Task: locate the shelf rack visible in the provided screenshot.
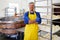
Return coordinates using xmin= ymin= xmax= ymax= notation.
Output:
xmin=5 ymin=7 xmax=16 ymax=17
xmin=34 ymin=0 xmax=53 ymax=40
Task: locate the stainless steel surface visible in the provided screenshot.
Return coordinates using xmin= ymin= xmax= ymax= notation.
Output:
xmin=50 ymin=0 xmax=53 ymax=40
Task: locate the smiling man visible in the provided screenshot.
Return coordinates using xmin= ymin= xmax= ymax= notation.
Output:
xmin=24 ymin=2 xmax=41 ymax=40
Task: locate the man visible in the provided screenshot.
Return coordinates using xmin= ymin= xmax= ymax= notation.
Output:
xmin=24 ymin=2 xmax=41 ymax=40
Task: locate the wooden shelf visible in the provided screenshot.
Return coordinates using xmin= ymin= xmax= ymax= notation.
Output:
xmin=35 ymin=6 xmax=51 ymax=8
xmin=53 ymin=12 xmax=60 ymax=13
xmin=52 ymin=21 xmax=60 ymax=23
xmin=41 ymin=18 xmax=51 ymax=20
xmin=39 ymin=12 xmax=60 ymax=13
xmin=53 ymin=5 xmax=60 ymax=8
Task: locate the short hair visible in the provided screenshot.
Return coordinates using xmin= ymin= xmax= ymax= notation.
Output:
xmin=29 ymin=2 xmax=34 ymax=4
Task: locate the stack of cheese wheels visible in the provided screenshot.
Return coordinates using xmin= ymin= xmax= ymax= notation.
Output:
xmin=2 ymin=29 xmax=16 ymax=35
xmin=47 ymin=15 xmax=51 ymax=19
xmin=52 ymin=25 xmax=60 ymax=33
xmin=58 ymin=15 xmax=60 ymax=19
xmin=52 ymin=35 xmax=60 ymax=40
xmin=38 ymin=36 xmax=49 ymax=40
xmin=0 ymin=24 xmax=2 ymax=32
xmin=53 ymin=15 xmax=60 ymax=19
xmin=43 ymin=33 xmax=60 ymax=40
xmin=39 ymin=25 xmax=60 ymax=33
xmin=1 ymin=24 xmax=17 ymax=35
xmin=52 ymin=15 xmax=57 ymax=19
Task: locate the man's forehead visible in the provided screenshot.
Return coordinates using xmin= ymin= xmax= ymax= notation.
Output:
xmin=29 ymin=4 xmax=34 ymax=5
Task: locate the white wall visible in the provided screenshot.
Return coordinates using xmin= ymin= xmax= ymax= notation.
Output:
xmin=0 ymin=0 xmax=60 ymax=18
xmin=0 ymin=0 xmax=27 ymax=18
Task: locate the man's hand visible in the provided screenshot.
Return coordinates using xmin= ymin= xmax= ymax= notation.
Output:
xmin=29 ymin=20 xmax=37 ymax=24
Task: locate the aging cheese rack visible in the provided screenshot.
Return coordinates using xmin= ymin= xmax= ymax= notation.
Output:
xmin=34 ymin=0 xmax=53 ymax=40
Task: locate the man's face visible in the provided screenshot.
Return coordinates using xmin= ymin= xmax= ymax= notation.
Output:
xmin=29 ymin=4 xmax=34 ymax=11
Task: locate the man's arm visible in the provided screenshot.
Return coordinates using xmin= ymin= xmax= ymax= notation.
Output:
xmin=24 ymin=12 xmax=35 ymax=24
xmin=24 ymin=12 xmax=29 ymax=24
xmin=36 ymin=12 xmax=41 ymax=24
